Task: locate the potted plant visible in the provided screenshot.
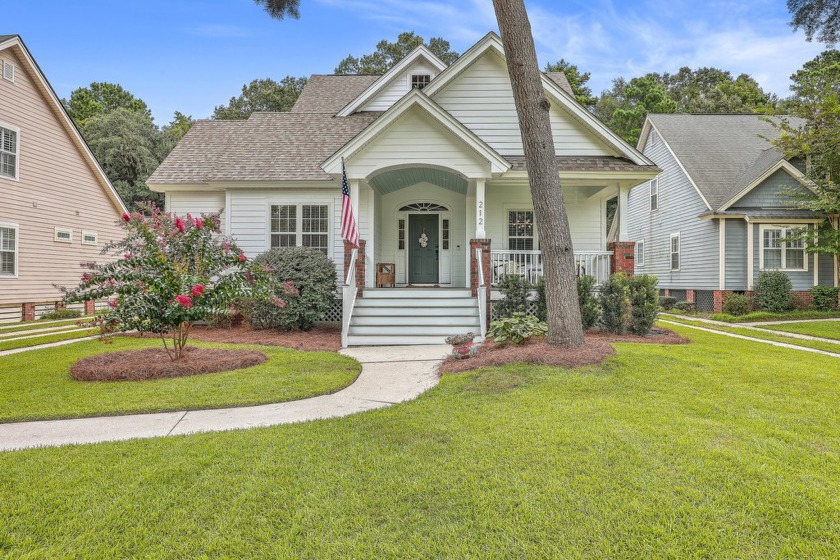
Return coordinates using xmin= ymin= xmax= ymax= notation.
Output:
xmin=445 ymin=332 xmax=477 ymax=359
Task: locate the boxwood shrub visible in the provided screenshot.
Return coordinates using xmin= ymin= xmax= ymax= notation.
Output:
xmin=721 ymin=293 xmax=753 ymax=316
xmin=754 ymin=271 xmax=792 ymax=313
xmin=627 ymin=274 xmax=659 ymax=336
xmin=810 ymin=285 xmax=840 ymax=311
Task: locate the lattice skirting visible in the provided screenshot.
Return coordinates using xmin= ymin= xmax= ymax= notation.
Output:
xmin=490 ymin=300 xmax=540 ymax=321
xmin=319 ymin=298 xmax=342 ymax=324
xmin=669 ymin=289 xmax=687 ymax=302
xmin=694 ymin=290 xmax=715 ymax=313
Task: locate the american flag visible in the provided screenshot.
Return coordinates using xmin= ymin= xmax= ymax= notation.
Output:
xmin=340 ymin=161 xmax=359 ymax=247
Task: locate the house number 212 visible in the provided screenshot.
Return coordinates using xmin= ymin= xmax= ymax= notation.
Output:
xmin=477 ymin=200 xmax=483 ymax=226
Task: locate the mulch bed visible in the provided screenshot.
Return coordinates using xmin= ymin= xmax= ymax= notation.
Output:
xmin=439 ymin=328 xmax=690 ymax=374
xmin=70 ymin=346 xmax=268 ymax=381
xmin=189 ymin=324 xmax=342 ymax=352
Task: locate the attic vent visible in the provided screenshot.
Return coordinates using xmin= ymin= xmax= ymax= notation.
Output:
xmin=411 ymin=74 xmax=430 ymax=90
xmin=2 ymin=61 xmax=13 ymax=83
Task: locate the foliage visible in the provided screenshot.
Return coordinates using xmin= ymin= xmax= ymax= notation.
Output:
xmin=754 ymin=271 xmax=793 ymax=313
xmin=595 ymin=76 xmax=678 ymax=144
xmin=627 ymin=274 xmax=659 ymax=336
xmin=254 ymin=0 xmax=300 ymax=19
xmin=811 ymin=285 xmax=840 ymax=310
xmin=710 ymin=309 xmax=840 ymax=322
xmin=159 ymin=111 xmax=195 ymax=153
xmin=543 ymin=59 xmax=596 ymax=107
xmin=335 ymin=32 xmax=459 ymax=74
xmin=722 ymin=293 xmax=754 ymax=316
xmin=250 ymin=247 xmax=337 ymax=331
xmin=488 ymin=312 xmax=547 ymax=345
xmin=63 ymin=82 xmax=151 ymax=126
xmin=60 ymin=206 xmax=276 ymax=360
xmin=40 ymin=309 xmax=83 ymax=320
xmin=81 ymin=107 xmax=164 ymax=209
xmin=495 ymin=273 xmax=532 ymax=318
xmin=212 ymin=77 xmax=307 ymax=120
xmin=534 ymin=276 xmax=547 ymax=321
xmin=788 ymin=0 xmax=840 ymax=44
xmin=660 ymin=296 xmax=677 ymax=310
xmin=674 ymin=301 xmax=696 ymax=313
xmin=599 ymin=274 xmax=629 ymax=334
xmin=445 ymin=333 xmax=476 ymax=346
xmin=576 ymin=275 xmax=601 ymax=330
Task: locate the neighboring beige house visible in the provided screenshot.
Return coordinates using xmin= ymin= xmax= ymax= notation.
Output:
xmin=150 ymin=32 xmax=658 ymax=345
xmin=0 ymin=34 xmax=127 ymax=321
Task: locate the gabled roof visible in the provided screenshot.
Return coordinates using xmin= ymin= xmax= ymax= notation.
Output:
xmin=0 ymin=34 xmax=127 ymax=213
xmin=322 ymin=88 xmax=511 ymax=177
xmin=544 ymin=72 xmax=574 ymax=97
xmin=149 ymin=112 xmax=381 ymax=185
xmin=639 ymin=114 xmax=807 ymax=211
xmin=336 ymin=45 xmax=447 ymax=117
xmin=290 ymin=75 xmax=378 ymax=114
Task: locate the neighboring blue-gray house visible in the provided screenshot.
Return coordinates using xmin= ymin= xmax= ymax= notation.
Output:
xmin=627 ymin=114 xmax=836 ymax=312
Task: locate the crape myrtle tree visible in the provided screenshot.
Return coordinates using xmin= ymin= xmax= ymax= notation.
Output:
xmin=492 ymin=0 xmax=585 ymax=347
xmin=61 ymin=205 xmax=278 ymax=361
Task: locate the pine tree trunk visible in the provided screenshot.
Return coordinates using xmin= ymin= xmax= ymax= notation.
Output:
xmin=493 ymin=0 xmax=585 ymax=346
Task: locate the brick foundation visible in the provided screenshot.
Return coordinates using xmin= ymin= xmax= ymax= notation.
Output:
xmin=712 ymin=290 xmax=731 ymax=313
xmin=344 ymin=239 xmax=366 ymax=297
xmin=21 ymin=302 xmax=35 ymax=322
xmin=608 ymin=242 xmax=635 ymax=276
xmin=469 ymin=239 xmax=491 ymax=326
xmin=84 ymin=300 xmax=96 ymax=315
xmin=686 ymin=290 xmax=695 ymax=303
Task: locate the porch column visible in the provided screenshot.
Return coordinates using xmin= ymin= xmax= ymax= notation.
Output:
xmin=617 ymin=184 xmax=630 ymax=241
xmin=475 ymin=178 xmax=486 ymax=238
xmin=350 ymin=179 xmax=360 ymax=220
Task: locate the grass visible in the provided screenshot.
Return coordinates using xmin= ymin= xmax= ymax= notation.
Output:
xmin=0 ymin=328 xmax=99 ymax=351
xmin=0 ymin=318 xmax=90 ymax=335
xmin=708 ymin=310 xmax=840 ymax=323
xmin=2 ymin=326 xmax=839 ymax=557
xmin=757 ymin=320 xmax=840 ymax=340
xmin=0 ymin=336 xmax=360 ymax=422
xmin=661 ymin=316 xmax=840 ymax=355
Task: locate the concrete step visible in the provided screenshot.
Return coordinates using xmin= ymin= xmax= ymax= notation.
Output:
xmin=352 ymin=306 xmax=479 ymax=318
xmin=351 ymin=315 xmax=482 ymax=327
xmin=347 ymin=335 xmax=484 ymax=346
xmin=348 ymin=324 xmax=479 ymax=337
xmin=363 ymin=288 xmax=472 ymax=298
xmin=355 ymin=297 xmax=477 ymax=308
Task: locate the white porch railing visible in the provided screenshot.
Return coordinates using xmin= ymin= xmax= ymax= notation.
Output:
xmin=489 ymin=250 xmax=613 ymax=287
xmin=475 ymin=247 xmax=487 ymax=338
xmin=341 ymin=248 xmax=358 ymax=348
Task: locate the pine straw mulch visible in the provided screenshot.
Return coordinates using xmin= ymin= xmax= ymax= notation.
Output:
xmin=189 ymin=324 xmax=342 ymax=352
xmin=70 ymin=346 xmax=268 ymax=381
xmin=439 ymin=328 xmax=690 ymax=374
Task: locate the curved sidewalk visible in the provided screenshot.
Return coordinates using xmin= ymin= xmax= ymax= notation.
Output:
xmin=0 ymin=345 xmax=449 ymax=453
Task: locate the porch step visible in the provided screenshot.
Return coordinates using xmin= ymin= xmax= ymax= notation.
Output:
xmin=363 ymin=288 xmax=472 ymax=298
xmin=351 ymin=315 xmax=479 ymax=327
xmin=346 ymin=335 xmax=484 ymax=346
xmin=352 ymin=306 xmax=479 ymax=318
xmin=354 ymin=297 xmax=477 ymax=308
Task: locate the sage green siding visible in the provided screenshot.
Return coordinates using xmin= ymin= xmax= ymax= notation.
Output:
xmin=724 ymin=219 xmax=747 ymax=290
xmin=731 ymin=169 xmax=807 ymax=208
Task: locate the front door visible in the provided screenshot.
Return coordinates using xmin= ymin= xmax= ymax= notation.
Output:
xmin=408 ymin=214 xmax=439 ymax=284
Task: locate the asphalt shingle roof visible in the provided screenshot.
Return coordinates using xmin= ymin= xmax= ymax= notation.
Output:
xmin=0 ymin=35 xmax=18 ymax=43
xmin=290 ymin=74 xmax=379 ymax=114
xmin=648 ymin=114 xmax=806 ymax=209
xmin=545 ymin=72 xmax=574 ymax=97
xmin=506 ymin=155 xmax=659 ymax=173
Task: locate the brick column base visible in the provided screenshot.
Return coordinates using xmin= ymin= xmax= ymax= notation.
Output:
xmin=84 ymin=300 xmax=96 ymax=315
xmin=469 ymin=239 xmax=491 ymax=327
xmin=608 ymin=241 xmax=635 ymax=276
xmin=686 ymin=290 xmax=696 ymax=303
xmin=713 ymin=290 xmax=732 ymax=314
xmin=344 ymin=239 xmax=366 ymax=298
xmin=22 ymin=302 xmax=35 ymax=322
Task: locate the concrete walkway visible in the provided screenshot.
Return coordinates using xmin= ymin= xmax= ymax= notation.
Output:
xmin=0 ymin=345 xmax=449 ymax=453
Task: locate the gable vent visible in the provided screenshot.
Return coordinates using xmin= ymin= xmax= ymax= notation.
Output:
xmin=2 ymin=60 xmax=13 ymax=83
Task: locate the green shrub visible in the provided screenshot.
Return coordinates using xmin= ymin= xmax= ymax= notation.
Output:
xmin=722 ymin=293 xmax=753 ymax=316
xmin=40 ymin=309 xmax=82 ymax=320
xmin=534 ymin=276 xmax=547 ymax=322
xmin=599 ymin=273 xmax=629 ymax=334
xmin=674 ymin=301 xmax=696 ymax=313
xmin=251 ymin=247 xmax=337 ymax=331
xmin=627 ymin=274 xmax=659 ymax=336
xmin=495 ymin=274 xmax=532 ymax=319
xmin=659 ymin=296 xmax=677 ymax=311
xmin=810 ymin=286 xmax=840 ymax=311
xmin=754 ymin=271 xmax=792 ymax=313
xmin=488 ymin=312 xmax=547 ymax=345
xmin=577 ymin=274 xmax=601 ymax=330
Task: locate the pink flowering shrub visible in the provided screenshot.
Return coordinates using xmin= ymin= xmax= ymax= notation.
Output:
xmin=60 ymin=204 xmax=277 ymax=360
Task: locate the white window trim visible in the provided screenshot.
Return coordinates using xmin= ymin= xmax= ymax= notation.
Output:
xmin=650 ymin=177 xmax=659 ymax=211
xmin=758 ymin=224 xmax=809 ymax=272
xmin=409 ymin=73 xmax=431 ymax=90
xmin=670 ymin=232 xmax=680 ymax=272
xmin=2 ymin=60 xmax=13 ymax=83
xmin=54 ymin=227 xmax=73 ymax=243
xmin=0 ymin=121 xmax=20 ymax=181
xmin=267 ymin=203 xmax=332 ymax=254
xmin=635 ymin=240 xmax=645 ymax=268
xmin=81 ymin=230 xmax=98 ymax=245
xmin=0 ymin=221 xmax=19 ymax=278
xmin=506 ymin=207 xmax=538 ymax=252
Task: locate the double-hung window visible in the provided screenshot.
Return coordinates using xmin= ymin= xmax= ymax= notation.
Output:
xmin=270 ymin=204 xmax=329 ymax=254
xmin=0 ymin=125 xmax=19 ymax=180
xmin=508 ymin=210 xmax=535 ymax=250
xmin=635 ymin=240 xmax=645 ymax=268
xmin=411 ymin=74 xmax=431 ymax=89
xmin=669 ymin=233 xmax=680 ymax=271
xmin=0 ymin=223 xmax=18 ymax=276
xmin=650 ymin=177 xmax=659 ymax=210
xmin=761 ymin=225 xmax=806 ymax=270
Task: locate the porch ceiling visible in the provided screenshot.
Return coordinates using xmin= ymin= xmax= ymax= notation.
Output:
xmin=369 ymin=167 xmax=468 ymax=195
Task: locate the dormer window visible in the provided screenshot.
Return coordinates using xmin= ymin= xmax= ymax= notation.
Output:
xmin=411 ymin=74 xmax=430 ymax=90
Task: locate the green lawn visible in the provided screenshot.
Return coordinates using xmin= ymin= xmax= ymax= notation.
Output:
xmin=0 ymin=328 xmax=98 ymax=352
xmin=757 ymin=320 xmax=840 ymax=340
xmin=0 ymin=337 xmax=360 ymax=422
xmin=0 ymin=318 xmax=90 ymax=335
xmin=2 ymin=326 xmax=839 ymax=558
xmin=662 ymin=316 xmax=840 ymax=355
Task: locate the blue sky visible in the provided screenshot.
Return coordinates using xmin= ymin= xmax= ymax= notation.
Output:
xmin=5 ymin=0 xmax=827 ymax=124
